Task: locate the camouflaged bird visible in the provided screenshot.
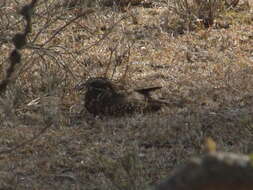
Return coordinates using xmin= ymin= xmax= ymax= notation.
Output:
xmin=76 ymin=77 xmax=169 ymax=116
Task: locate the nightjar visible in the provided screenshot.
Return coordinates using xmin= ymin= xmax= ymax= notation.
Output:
xmin=76 ymin=77 xmax=169 ymax=116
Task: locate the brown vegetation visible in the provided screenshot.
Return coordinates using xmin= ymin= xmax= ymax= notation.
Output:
xmin=0 ymin=0 xmax=252 ymax=189
xmin=156 ymin=151 xmax=253 ymax=190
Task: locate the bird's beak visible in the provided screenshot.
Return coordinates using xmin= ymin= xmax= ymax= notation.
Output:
xmin=74 ymin=82 xmax=86 ymax=91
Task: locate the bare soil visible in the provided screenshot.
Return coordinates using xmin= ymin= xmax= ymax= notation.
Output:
xmin=0 ymin=0 xmax=252 ymax=189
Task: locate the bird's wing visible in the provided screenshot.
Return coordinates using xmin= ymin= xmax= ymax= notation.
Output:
xmin=134 ymin=86 xmax=162 ymax=95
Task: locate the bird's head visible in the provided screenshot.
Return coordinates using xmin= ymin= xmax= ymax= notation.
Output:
xmin=75 ymin=77 xmax=116 ymax=99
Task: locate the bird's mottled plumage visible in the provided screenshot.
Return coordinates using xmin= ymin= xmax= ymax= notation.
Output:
xmin=77 ymin=77 xmax=168 ymax=116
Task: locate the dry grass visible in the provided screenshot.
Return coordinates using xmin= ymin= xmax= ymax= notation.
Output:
xmin=0 ymin=0 xmax=253 ymax=189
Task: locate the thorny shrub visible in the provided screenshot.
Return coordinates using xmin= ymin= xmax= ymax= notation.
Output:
xmin=163 ymin=0 xmax=241 ymax=35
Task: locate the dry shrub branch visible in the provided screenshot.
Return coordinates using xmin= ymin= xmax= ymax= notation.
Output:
xmin=0 ymin=0 xmax=42 ymax=155
xmin=0 ymin=0 xmax=37 ymax=94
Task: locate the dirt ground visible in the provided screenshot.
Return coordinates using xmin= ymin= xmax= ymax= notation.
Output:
xmin=0 ymin=0 xmax=253 ymax=189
